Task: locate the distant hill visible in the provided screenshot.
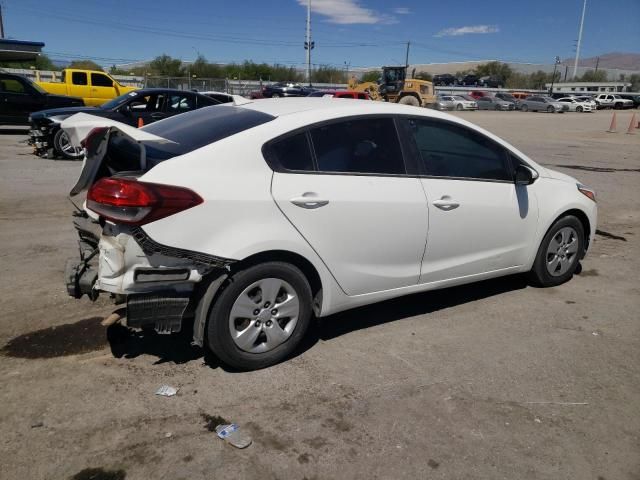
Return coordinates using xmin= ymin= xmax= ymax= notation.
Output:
xmin=564 ymin=52 xmax=640 ymax=71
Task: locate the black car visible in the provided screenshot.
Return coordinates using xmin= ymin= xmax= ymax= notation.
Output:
xmin=432 ymin=74 xmax=457 ymax=86
xmin=479 ymin=75 xmax=504 ymax=88
xmin=29 ymin=88 xmax=221 ymax=159
xmin=261 ymin=82 xmax=315 ymax=98
xmin=460 ymin=74 xmax=480 ymax=86
xmin=0 ymin=72 xmax=84 ymax=126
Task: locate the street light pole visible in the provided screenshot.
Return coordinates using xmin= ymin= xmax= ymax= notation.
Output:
xmin=550 ymin=56 xmax=560 ymax=95
xmin=572 ymin=0 xmax=587 ymax=79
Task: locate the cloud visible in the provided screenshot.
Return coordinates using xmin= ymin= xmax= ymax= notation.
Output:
xmin=393 ymin=7 xmax=411 ymax=14
xmin=297 ymin=0 xmax=393 ymax=24
xmin=435 ymin=25 xmax=499 ymax=37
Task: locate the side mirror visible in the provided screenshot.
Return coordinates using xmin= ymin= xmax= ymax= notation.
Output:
xmin=515 ymin=164 xmax=538 ymax=185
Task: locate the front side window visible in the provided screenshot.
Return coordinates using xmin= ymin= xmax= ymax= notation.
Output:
xmin=91 ymin=73 xmax=113 ymax=87
xmin=310 ymin=117 xmax=405 ymax=175
xmin=71 ymin=72 xmax=88 ymax=86
xmin=406 ymin=118 xmax=510 ymax=181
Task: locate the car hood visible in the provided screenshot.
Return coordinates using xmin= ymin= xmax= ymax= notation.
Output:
xmin=31 ymin=106 xmax=102 ymax=120
xmin=542 ymin=167 xmax=578 ymax=184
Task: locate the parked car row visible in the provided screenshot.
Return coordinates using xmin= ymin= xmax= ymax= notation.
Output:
xmin=433 ymin=73 xmax=504 ymax=88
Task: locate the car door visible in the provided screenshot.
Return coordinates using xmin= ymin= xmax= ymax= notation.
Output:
xmin=90 ymin=72 xmax=117 ymax=105
xmin=68 ymin=71 xmax=92 ymax=104
xmin=399 ymin=116 xmax=538 ymax=284
xmin=269 ymin=116 xmax=429 ymax=296
xmin=0 ymin=76 xmax=42 ymax=124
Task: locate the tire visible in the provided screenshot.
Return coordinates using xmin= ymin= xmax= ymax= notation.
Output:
xmin=576 ymin=106 xmax=583 ymax=113
xmin=494 ymin=104 xmax=501 ymax=111
xmin=399 ymin=95 xmax=420 ymax=107
xmin=53 ymin=128 xmax=84 ymax=160
xmin=547 ymin=105 xmax=554 ymax=113
xmin=529 ymin=215 xmax=584 ymax=287
xmin=206 ymin=262 xmax=313 ymax=370
xmin=272 ymin=92 xmax=282 ymax=98
xmin=521 ymin=104 xmax=528 ymax=112
xmin=456 ymin=104 xmax=463 ymax=111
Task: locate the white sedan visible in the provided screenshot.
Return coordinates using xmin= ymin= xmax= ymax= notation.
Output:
xmin=557 ymin=97 xmax=594 ymax=112
xmin=62 ymin=98 xmax=597 ymax=370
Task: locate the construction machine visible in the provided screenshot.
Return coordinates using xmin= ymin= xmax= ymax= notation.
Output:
xmin=349 ymin=66 xmax=436 ymax=108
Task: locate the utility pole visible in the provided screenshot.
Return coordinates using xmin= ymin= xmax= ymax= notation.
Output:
xmin=594 ymin=56 xmax=600 ymax=72
xmin=0 ymin=4 xmax=5 ymax=39
xmin=550 ymin=56 xmax=561 ymax=95
xmin=404 ymin=41 xmax=410 ymax=68
xmin=572 ymin=0 xmax=587 ymax=79
xmin=304 ymin=0 xmax=314 ymax=86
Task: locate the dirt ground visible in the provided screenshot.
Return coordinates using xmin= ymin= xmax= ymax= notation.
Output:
xmin=0 ymin=109 xmax=639 ymax=480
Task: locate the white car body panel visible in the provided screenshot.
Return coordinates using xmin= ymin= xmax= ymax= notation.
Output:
xmin=71 ymin=98 xmax=597 ymax=318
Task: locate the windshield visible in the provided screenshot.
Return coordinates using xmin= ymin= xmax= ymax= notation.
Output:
xmin=100 ymin=91 xmax=139 ymax=110
xmin=501 ymin=94 xmax=515 ymax=101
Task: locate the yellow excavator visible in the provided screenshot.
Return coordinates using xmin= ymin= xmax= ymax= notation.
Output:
xmin=349 ymin=66 xmax=436 ymax=108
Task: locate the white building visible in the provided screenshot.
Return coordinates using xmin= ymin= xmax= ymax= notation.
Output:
xmin=544 ymin=82 xmax=632 ymax=93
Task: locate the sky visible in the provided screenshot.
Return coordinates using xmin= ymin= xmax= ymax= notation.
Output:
xmin=2 ymin=0 xmax=639 ymax=69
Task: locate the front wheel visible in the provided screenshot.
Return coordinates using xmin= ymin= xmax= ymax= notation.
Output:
xmin=53 ymin=128 xmax=84 ymax=160
xmin=207 ymin=262 xmax=313 ymax=370
xmin=547 ymin=105 xmax=554 ymax=113
xmin=399 ymin=95 xmax=420 ymax=107
xmin=521 ymin=104 xmax=528 ymax=112
xmin=456 ymin=104 xmax=463 ymax=111
xmin=576 ymin=106 xmax=583 ymax=112
xmin=529 ymin=215 xmax=584 ymax=287
xmin=271 ymin=92 xmax=282 ymax=98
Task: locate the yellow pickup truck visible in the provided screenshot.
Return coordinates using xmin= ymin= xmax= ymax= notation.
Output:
xmin=36 ymin=69 xmax=138 ymax=106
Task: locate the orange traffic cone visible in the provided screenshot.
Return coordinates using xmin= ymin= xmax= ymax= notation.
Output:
xmin=627 ymin=113 xmax=637 ymax=134
xmin=606 ymin=112 xmax=617 ymax=133
xmin=137 ymin=117 xmax=144 ymax=128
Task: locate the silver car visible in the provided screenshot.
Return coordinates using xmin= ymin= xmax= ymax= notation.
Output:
xmin=519 ymin=96 xmax=568 ymax=113
xmin=435 ymin=95 xmax=456 ymax=110
xmin=476 ymin=96 xmax=515 ymax=111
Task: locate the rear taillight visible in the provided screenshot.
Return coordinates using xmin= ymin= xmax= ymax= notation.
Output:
xmin=87 ymin=177 xmax=203 ymax=225
xmin=80 ymin=127 xmax=108 ymax=149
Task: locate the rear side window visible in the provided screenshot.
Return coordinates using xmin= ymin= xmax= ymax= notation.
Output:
xmin=407 ymin=118 xmax=510 ymax=181
xmin=269 ymin=133 xmax=314 ymax=171
xmin=310 ymin=118 xmax=405 ymax=175
xmin=72 ymin=72 xmax=88 ymax=86
xmin=1 ymin=78 xmax=25 ymax=93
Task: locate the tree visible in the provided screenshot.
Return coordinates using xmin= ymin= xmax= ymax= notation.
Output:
xmin=109 ymin=65 xmax=131 ymax=75
xmin=148 ymin=54 xmax=184 ymax=76
xmin=311 ymin=65 xmax=346 ymax=84
xmin=629 ymin=74 xmax=640 ymax=91
xmin=68 ymin=60 xmax=103 ymax=71
xmin=361 ymin=70 xmax=381 ymax=82
xmin=578 ymin=69 xmax=608 ymax=82
xmin=475 ymin=61 xmax=513 ymax=83
xmin=0 ymin=53 xmax=58 ymax=71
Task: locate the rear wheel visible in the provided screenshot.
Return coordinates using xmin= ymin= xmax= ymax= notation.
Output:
xmin=529 ymin=215 xmax=584 ymax=287
xmin=207 ymin=262 xmax=312 ymax=370
xmin=399 ymin=95 xmax=420 ymax=107
xmin=53 ymin=128 xmax=84 ymax=160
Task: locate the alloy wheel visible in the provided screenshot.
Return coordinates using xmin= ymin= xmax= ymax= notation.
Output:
xmin=545 ymin=227 xmax=579 ymax=277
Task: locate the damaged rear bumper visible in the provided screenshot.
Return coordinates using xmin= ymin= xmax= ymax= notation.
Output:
xmin=65 ymin=216 xmax=235 ymax=335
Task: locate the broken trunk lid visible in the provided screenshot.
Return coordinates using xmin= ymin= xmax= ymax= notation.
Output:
xmin=62 ymin=113 xmax=176 ymax=196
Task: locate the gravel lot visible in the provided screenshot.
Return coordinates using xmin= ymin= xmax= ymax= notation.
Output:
xmin=0 ymin=110 xmax=638 ymax=480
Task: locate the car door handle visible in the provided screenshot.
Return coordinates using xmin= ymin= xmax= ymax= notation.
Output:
xmin=150 ymin=113 xmax=165 ymax=119
xmin=432 ymin=196 xmax=459 ymax=211
xmin=290 ymin=193 xmax=329 ymax=209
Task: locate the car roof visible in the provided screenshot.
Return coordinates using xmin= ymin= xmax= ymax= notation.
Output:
xmin=237 ymin=97 xmax=433 ymax=118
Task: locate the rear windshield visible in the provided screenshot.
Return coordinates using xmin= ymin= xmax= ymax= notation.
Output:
xmin=141 ymin=105 xmax=275 ymax=158
xmin=103 ymin=105 xmax=275 ymax=172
